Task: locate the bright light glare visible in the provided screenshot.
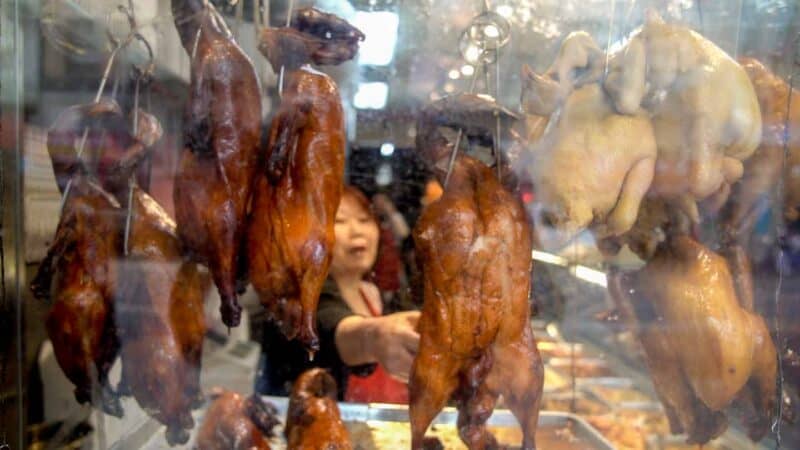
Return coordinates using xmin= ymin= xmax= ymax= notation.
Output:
xmin=483 ymin=24 xmax=500 ymax=38
xmin=496 ymin=5 xmax=513 ymax=18
xmin=376 ymin=162 xmax=393 ymax=186
xmin=461 ymin=64 xmax=475 ymax=76
xmin=448 ymin=69 xmax=460 ymax=80
xmin=380 ymin=142 xmax=395 ymax=156
xmin=353 ymin=82 xmax=388 ymax=109
xmin=464 ymin=45 xmax=481 ymax=63
xmin=570 ymin=265 xmax=608 ymax=287
xmin=352 ymin=11 xmax=399 ymax=66
xmin=531 ymin=250 xmax=568 ymax=267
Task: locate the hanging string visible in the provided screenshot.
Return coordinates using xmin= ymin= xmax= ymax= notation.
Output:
xmin=277 ymin=0 xmax=296 ymax=96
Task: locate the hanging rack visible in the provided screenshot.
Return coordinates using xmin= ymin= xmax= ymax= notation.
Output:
xmin=58 ymin=1 xmax=146 ymax=216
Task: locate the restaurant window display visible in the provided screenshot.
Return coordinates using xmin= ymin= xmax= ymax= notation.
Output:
xmin=1 ymin=0 xmax=799 ymax=449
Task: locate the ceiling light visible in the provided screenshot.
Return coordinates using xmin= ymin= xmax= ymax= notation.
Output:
xmin=353 ymin=82 xmax=389 ymax=109
xmin=496 ymin=5 xmax=513 ymax=18
xmin=376 ymin=162 xmax=393 ymax=186
xmin=461 ymin=64 xmax=474 ymax=76
xmin=448 ymin=69 xmax=460 ymax=80
xmin=380 ymin=142 xmax=395 ymax=156
xmin=443 ymin=82 xmax=455 ymax=93
xmin=352 ymin=11 xmax=399 ymax=66
xmin=483 ymin=24 xmax=500 ymax=38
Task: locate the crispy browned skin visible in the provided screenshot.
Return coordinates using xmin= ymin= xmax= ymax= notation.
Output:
xmin=171 ymin=0 xmax=261 ymax=328
xmin=246 ymin=65 xmax=343 ymax=351
xmin=196 ymin=389 xmax=279 ymax=450
xmin=409 ymin=95 xmax=542 ymax=450
xmin=285 ymin=369 xmax=351 ymax=450
xmin=116 ymin=187 xmax=209 ymax=446
xmin=31 ymin=176 xmax=124 ymax=417
xmin=248 ymin=14 xmax=361 ymax=350
xmin=609 ymin=236 xmax=777 ymax=444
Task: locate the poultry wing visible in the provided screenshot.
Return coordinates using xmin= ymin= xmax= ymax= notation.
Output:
xmin=171 ymin=0 xmax=262 ymax=327
xmin=285 ymin=368 xmax=351 ymax=450
xmin=248 ymin=9 xmax=363 ymax=351
xmin=410 ymin=95 xmax=543 ymax=450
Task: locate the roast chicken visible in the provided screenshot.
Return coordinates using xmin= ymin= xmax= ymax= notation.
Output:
xmin=520 ymin=50 xmax=657 ymax=240
xmin=171 ymin=0 xmax=262 ymax=327
xmin=410 ymin=95 xmax=543 ymax=450
xmin=31 ymin=175 xmax=124 ymax=417
xmin=116 ymin=186 xmax=209 ymax=445
xmin=604 ymin=12 xmax=761 ymax=221
xmin=247 ymin=9 xmax=362 ymax=350
xmin=608 ymin=236 xmax=777 ymax=443
xmin=196 ymin=388 xmax=279 ymax=450
xmin=285 ymin=368 xmax=351 ymax=450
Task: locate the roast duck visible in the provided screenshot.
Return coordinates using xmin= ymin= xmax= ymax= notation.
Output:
xmin=608 ymin=234 xmax=777 ymax=444
xmin=30 ymin=98 xmax=160 ymax=417
xmin=171 ymin=0 xmax=261 ymax=327
xmin=285 ymin=368 xmax=351 ymax=450
xmin=115 ymin=185 xmax=210 ymax=445
xmin=409 ymin=94 xmax=543 ymax=450
xmin=196 ymin=388 xmax=279 ymax=450
xmin=248 ymin=8 xmax=363 ymax=351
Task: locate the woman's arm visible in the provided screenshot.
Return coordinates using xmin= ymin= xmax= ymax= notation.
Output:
xmin=334 ymin=311 xmax=420 ymax=381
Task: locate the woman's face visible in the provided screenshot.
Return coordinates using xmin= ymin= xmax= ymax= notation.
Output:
xmin=330 ymin=195 xmax=380 ymax=278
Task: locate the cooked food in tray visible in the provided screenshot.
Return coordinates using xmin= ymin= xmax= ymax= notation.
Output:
xmin=248 ymin=8 xmax=363 ymax=351
xmin=196 ymin=389 xmax=279 ymax=450
xmin=410 ymin=94 xmax=543 ymax=450
xmin=286 ymin=369 xmax=352 ymax=450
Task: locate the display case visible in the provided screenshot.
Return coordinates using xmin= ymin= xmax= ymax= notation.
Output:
xmin=1 ymin=0 xmax=799 ymax=449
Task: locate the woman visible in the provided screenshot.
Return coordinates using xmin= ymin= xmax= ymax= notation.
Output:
xmin=258 ymin=186 xmax=419 ymax=403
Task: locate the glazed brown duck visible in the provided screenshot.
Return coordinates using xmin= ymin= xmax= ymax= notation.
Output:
xmin=410 ymin=95 xmax=543 ymax=450
xmin=116 ymin=186 xmax=209 ymax=446
xmin=31 ymin=175 xmax=124 ymax=417
xmin=171 ymin=0 xmax=262 ymax=327
xmin=285 ymin=369 xmax=351 ymax=450
xmin=248 ymin=9 xmax=363 ymax=350
xmin=196 ymin=388 xmax=279 ymax=450
xmin=609 ymin=235 xmax=777 ymax=444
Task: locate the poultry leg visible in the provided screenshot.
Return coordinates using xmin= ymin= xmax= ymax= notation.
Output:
xmin=409 ymin=342 xmax=459 ymax=450
xmin=488 ymin=327 xmax=543 ymax=450
xmin=599 ymin=157 xmax=655 ymax=237
xmin=455 ymin=353 xmax=500 ymax=450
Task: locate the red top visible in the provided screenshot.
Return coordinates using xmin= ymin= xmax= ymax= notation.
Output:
xmin=344 ymin=288 xmax=409 ymax=404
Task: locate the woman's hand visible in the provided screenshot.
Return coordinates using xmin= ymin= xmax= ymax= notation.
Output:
xmin=368 ymin=311 xmax=420 ymax=381
xmin=335 ymin=310 xmax=421 ymax=382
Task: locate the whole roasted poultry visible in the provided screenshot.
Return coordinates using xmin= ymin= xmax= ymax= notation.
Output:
xmin=195 ymin=388 xmax=279 ymax=450
xmin=116 ymin=186 xmax=209 ymax=445
xmin=285 ymin=368 xmax=351 ymax=450
xmin=519 ymin=32 xmax=657 ymax=241
xmin=608 ymin=235 xmax=777 ymax=444
xmin=604 ymin=12 xmax=761 ymax=221
xmin=410 ymin=94 xmax=543 ymax=450
xmin=171 ymin=0 xmax=262 ymax=327
xmin=30 ymin=97 xmax=157 ymax=417
xmin=248 ymin=8 xmax=363 ymax=350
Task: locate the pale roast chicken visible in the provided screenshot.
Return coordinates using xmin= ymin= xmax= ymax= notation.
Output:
xmin=519 ymin=32 xmax=657 ymax=240
xmin=248 ymin=9 xmax=363 ymax=350
xmin=604 ymin=12 xmax=761 ymax=221
xmin=171 ymin=0 xmax=262 ymax=327
xmin=410 ymin=95 xmax=543 ymax=450
xmin=196 ymin=388 xmax=279 ymax=450
xmin=31 ymin=175 xmax=124 ymax=417
xmin=608 ymin=236 xmax=777 ymax=443
xmin=285 ymin=368 xmax=351 ymax=450
xmin=116 ymin=186 xmax=209 ymax=446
